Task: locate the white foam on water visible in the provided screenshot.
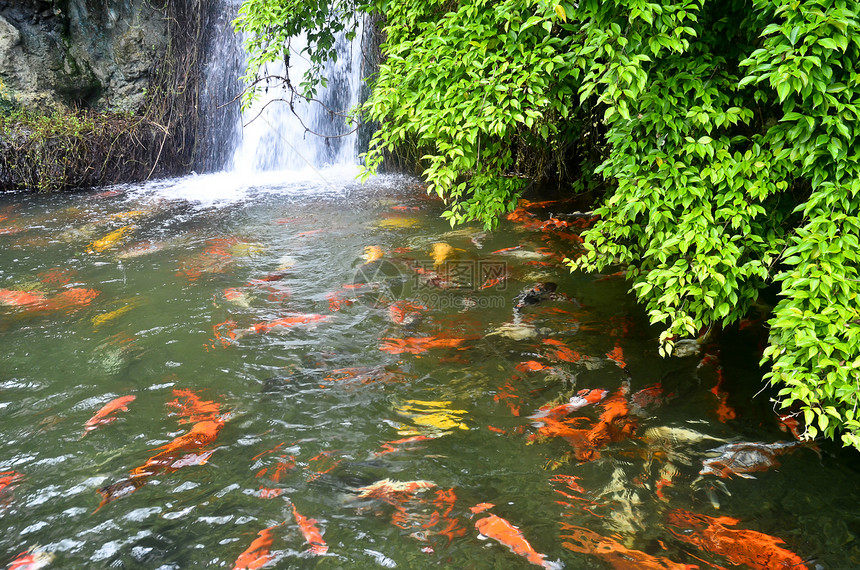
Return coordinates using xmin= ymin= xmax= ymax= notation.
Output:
xmin=122 ymin=164 xmax=362 ymax=209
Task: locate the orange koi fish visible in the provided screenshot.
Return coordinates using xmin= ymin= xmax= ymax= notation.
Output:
xmin=699 ymin=440 xmax=806 ymax=479
xmin=322 ymin=366 xmax=407 ymax=388
xmin=0 ymin=470 xmax=24 ymax=494
xmin=582 ymin=386 xmax=637 ymax=452
xmin=631 ymin=383 xmax=664 ymax=411
xmin=82 ymin=395 xmax=136 ymax=437
xmin=494 ymin=381 xmax=522 ymax=416
xmin=96 ymin=417 xmax=225 ymax=510
xmin=44 ymin=287 xmax=100 ymax=310
xmin=167 ymin=389 xmax=221 ymax=424
xmin=37 ymin=267 xmax=76 ymax=285
xmin=306 ymin=450 xmax=342 ymax=482
xmin=475 ymin=513 xmax=559 ymax=569
xmin=665 ymin=508 xmax=808 ymax=569
xmin=233 ymin=524 xmax=280 ymax=570
xmin=373 ymin=435 xmax=434 ymax=457
xmin=519 ymin=198 xmax=561 ymax=210
xmin=379 ymin=336 xmax=469 ymax=355
xmin=542 ymin=339 xmax=582 ymax=363
xmin=387 ymin=300 xmax=427 ymax=325
xmin=470 ymin=502 xmax=495 ymax=514
xmin=699 ymin=353 xmax=737 ymax=422
xmin=385 ymin=486 xmax=467 ymax=543
xmin=208 ymin=319 xmax=238 ymax=350
xmin=0 ymin=289 xmax=47 ymax=308
xmin=249 ymin=313 xmax=330 ymax=334
xmin=559 ymin=523 xmax=697 ymax=569
xmin=326 ymin=290 xmax=354 ymax=312
xmin=516 ymin=360 xmax=550 ymax=373
xmin=292 ymin=504 xmax=328 ymax=555
xmin=605 ymin=343 xmax=627 ymax=369
xmin=6 ymin=547 xmax=55 ymax=570
xmin=492 ymin=245 xmax=523 ymax=254
xmin=223 ymin=287 xmax=250 ymax=305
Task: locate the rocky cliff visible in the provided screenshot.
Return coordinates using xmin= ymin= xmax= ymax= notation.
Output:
xmin=0 ymin=0 xmax=171 ymax=112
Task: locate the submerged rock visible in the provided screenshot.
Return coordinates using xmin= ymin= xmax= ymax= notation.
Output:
xmin=513 ymin=282 xmax=558 ymax=311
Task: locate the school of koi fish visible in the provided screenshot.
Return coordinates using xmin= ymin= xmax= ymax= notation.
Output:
xmin=0 ymin=184 xmax=852 ymax=569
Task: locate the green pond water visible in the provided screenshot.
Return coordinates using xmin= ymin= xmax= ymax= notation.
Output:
xmin=0 ymin=171 xmax=858 ymax=569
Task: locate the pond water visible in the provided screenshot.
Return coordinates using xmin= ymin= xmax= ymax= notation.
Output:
xmin=0 ymin=170 xmax=858 ymax=569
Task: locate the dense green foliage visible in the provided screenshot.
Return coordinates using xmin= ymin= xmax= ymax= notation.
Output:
xmin=236 ymin=0 xmax=860 ymax=449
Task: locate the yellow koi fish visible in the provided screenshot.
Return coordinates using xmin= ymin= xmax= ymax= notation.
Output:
xmin=87 ymin=226 xmax=133 ymax=253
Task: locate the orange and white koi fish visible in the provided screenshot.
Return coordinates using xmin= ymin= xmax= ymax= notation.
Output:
xmin=249 ymin=313 xmax=330 ymax=334
xmin=666 ymin=508 xmax=808 ymax=570
xmin=560 ymin=523 xmax=696 ymax=569
xmin=475 ymin=513 xmax=560 ymax=569
xmin=222 ymin=288 xmax=252 ymax=308
xmin=7 ymin=547 xmax=55 ymax=570
xmin=529 ymin=389 xmax=608 ymax=424
xmin=292 ymin=504 xmax=328 ymax=555
xmin=82 ymin=395 xmax=136 ymax=437
xmin=233 ymin=524 xmax=280 ymax=569
xmin=778 ymin=413 xmax=803 ymax=440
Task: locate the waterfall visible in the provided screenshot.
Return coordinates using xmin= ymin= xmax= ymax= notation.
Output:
xmin=194 ymin=2 xmax=364 ymax=176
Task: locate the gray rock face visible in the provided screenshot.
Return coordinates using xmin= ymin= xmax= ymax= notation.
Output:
xmin=0 ymin=0 xmax=168 ymax=111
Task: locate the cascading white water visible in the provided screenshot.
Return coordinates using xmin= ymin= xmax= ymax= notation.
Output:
xmin=230 ymin=28 xmax=363 ymax=174
xmin=192 ymin=0 xmax=365 ymax=178
xmin=174 ymin=2 xmax=366 ymax=206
